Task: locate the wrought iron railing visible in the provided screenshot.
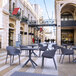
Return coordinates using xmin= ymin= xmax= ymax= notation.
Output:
xmin=61 ymin=20 xmax=76 ymax=27
xmin=9 ymin=10 xmax=21 ymax=19
xmin=28 ymin=20 xmax=37 ymax=24
xmin=20 ymin=16 xmax=28 ymax=23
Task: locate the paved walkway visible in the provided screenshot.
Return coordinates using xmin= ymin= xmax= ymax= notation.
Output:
xmin=0 ymin=43 xmax=58 ymax=76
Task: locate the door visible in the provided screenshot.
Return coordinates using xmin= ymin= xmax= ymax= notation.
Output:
xmin=9 ymin=29 xmax=14 ymax=46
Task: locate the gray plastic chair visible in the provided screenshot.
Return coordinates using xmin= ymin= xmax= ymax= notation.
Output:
xmin=59 ymin=47 xmax=74 ymax=63
xmin=52 ymin=44 xmax=61 ymax=54
xmin=62 ymin=44 xmax=67 ymax=49
xmin=6 ymin=46 xmax=21 ymax=65
xmin=20 ymin=45 xmax=28 ymax=56
xmin=38 ymin=44 xmax=48 ymax=57
xmin=42 ymin=49 xmax=57 ymax=69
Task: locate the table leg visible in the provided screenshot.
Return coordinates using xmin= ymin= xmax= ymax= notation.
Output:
xmin=22 ymin=59 xmax=30 ymax=67
xmin=23 ymin=50 xmax=38 ymax=68
xmin=31 ymin=46 xmax=38 ymax=57
xmin=31 ymin=50 xmax=38 ymax=57
xmin=31 ymin=59 xmax=37 ymax=66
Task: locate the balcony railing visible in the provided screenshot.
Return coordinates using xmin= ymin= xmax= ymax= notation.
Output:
xmin=28 ymin=20 xmax=37 ymax=25
xmin=20 ymin=16 xmax=28 ymax=23
xmin=61 ymin=20 xmax=76 ymax=27
xmin=9 ymin=10 xmax=21 ymax=20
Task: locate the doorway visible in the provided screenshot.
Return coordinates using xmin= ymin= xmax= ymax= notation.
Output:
xmin=9 ymin=29 xmax=14 ymax=46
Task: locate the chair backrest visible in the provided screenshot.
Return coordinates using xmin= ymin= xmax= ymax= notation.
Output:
xmin=62 ymin=44 xmax=67 ymax=48
xmin=42 ymin=49 xmax=57 ymax=58
xmin=20 ymin=45 xmax=27 ymax=50
xmin=50 ymin=49 xmax=57 ymax=57
xmin=38 ymin=44 xmax=43 ymax=47
xmin=61 ymin=47 xmax=74 ymax=54
xmin=52 ymin=44 xmax=58 ymax=50
xmin=39 ymin=43 xmax=48 ymax=51
xmin=6 ymin=46 xmax=16 ymax=55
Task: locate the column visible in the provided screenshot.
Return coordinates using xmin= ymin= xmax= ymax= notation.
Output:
xmin=16 ymin=20 xmax=20 ymax=47
xmin=2 ymin=14 xmax=9 ymax=49
xmin=1 ymin=0 xmax=9 ymax=49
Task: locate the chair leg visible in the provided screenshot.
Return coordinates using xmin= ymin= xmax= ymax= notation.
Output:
xmin=19 ymin=55 xmax=20 ymax=64
xmin=61 ymin=55 xmax=65 ymax=64
xmin=59 ymin=49 xmax=60 ymax=54
xmin=12 ymin=55 xmax=14 ymax=63
xmin=42 ymin=57 xmax=44 ymax=68
xmin=39 ymin=51 xmax=41 ymax=57
xmin=10 ymin=55 xmax=12 ymax=65
xmin=5 ymin=54 xmax=8 ymax=64
xmin=69 ymin=55 xmax=70 ymax=63
xmin=59 ymin=54 xmax=62 ymax=63
xmin=53 ymin=58 xmax=57 ymax=70
xmin=72 ymin=55 xmax=74 ymax=63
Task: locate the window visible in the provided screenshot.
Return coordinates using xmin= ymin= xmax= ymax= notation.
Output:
xmin=31 ymin=17 xmax=32 ymax=21
xmin=9 ymin=0 xmax=11 ymax=11
xmin=13 ymin=3 xmax=15 ymax=11
xmin=28 ymin=14 xmax=30 ymax=20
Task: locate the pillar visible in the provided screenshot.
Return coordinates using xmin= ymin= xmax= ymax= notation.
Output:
xmin=1 ymin=0 xmax=9 ymax=49
xmin=56 ymin=3 xmax=61 ymax=45
xmin=16 ymin=20 xmax=20 ymax=47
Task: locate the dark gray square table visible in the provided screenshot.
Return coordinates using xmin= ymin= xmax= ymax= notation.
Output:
xmin=11 ymin=71 xmax=58 ymax=76
xmin=22 ymin=47 xmax=38 ymax=68
xmin=27 ymin=44 xmax=38 ymax=56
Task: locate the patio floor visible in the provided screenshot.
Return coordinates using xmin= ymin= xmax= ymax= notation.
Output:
xmin=0 ymin=50 xmax=58 ymax=76
xmin=57 ymin=54 xmax=76 ymax=76
xmin=0 ymin=46 xmax=76 ymax=76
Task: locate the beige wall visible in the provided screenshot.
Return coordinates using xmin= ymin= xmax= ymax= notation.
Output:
xmin=0 ymin=0 xmax=42 ymax=49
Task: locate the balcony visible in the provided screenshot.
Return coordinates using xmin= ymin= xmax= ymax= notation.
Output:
xmin=28 ymin=20 xmax=37 ymax=25
xmin=9 ymin=10 xmax=21 ymax=20
xmin=20 ymin=16 xmax=28 ymax=24
xmin=61 ymin=20 xmax=76 ymax=27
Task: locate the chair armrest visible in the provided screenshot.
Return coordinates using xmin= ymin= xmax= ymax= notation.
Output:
xmin=15 ymin=48 xmax=21 ymax=54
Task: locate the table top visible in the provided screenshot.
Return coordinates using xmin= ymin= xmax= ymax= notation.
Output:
xmin=11 ymin=71 xmax=57 ymax=76
xmin=21 ymin=47 xmax=38 ymax=50
xmin=27 ymin=44 xmax=38 ymax=47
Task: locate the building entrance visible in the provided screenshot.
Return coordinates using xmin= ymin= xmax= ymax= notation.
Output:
xmin=9 ymin=29 xmax=14 ymax=46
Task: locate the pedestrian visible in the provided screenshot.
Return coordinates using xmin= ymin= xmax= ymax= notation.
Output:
xmin=32 ymin=37 xmax=35 ymax=43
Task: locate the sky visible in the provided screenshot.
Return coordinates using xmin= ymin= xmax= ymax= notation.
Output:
xmin=29 ymin=0 xmax=55 ymax=19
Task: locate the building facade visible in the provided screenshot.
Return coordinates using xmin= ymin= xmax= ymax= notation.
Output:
xmin=55 ymin=0 xmax=76 ymax=45
xmin=0 ymin=0 xmax=41 ymax=49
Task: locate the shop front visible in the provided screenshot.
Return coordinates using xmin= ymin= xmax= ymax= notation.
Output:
xmin=61 ymin=29 xmax=74 ymax=45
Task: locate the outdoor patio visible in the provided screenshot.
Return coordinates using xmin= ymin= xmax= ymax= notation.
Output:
xmin=0 ymin=49 xmax=58 ymax=76
xmin=0 ymin=44 xmax=76 ymax=76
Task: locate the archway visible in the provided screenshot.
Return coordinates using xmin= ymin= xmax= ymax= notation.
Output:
xmin=61 ymin=3 xmax=76 ymax=45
